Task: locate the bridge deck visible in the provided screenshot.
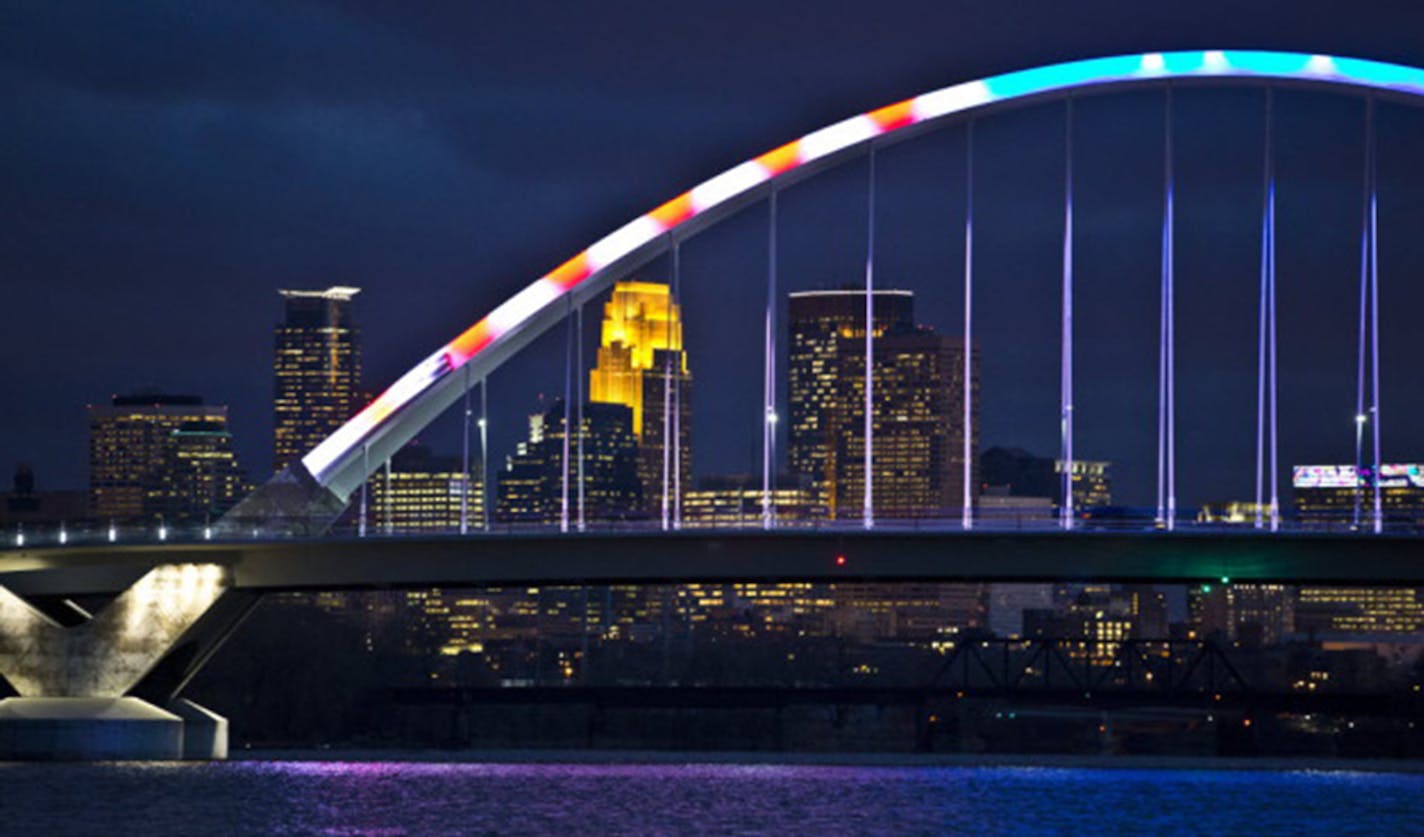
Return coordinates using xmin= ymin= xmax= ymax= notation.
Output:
xmin=0 ymin=530 xmax=1421 ymax=597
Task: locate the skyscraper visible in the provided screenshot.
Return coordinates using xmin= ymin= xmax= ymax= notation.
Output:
xmin=787 ymin=289 xmax=976 ymax=520
xmin=495 ymin=399 xmax=642 ymax=525
xmin=273 ymin=286 xmax=362 ymax=475
xmin=588 ymin=281 xmax=691 ymax=515
xmin=1292 ymin=463 xmax=1424 ymax=526
xmin=789 ymin=289 xmax=912 ymax=514
xmin=155 ymin=420 xmax=249 ymax=523
xmin=88 ymin=393 xmax=246 ymax=524
xmin=1292 ymin=464 xmax=1424 ymax=637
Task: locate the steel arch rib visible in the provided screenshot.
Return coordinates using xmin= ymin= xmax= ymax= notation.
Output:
xmin=301 ymin=50 xmax=1424 ymax=502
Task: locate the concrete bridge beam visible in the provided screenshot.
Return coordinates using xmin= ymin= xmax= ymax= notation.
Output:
xmin=0 ymin=563 xmax=240 ymax=761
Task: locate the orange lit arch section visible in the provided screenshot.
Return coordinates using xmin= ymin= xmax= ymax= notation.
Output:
xmin=301 ymin=50 xmax=1424 ymax=500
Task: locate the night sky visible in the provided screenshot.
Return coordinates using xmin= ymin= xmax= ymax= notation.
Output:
xmin=5 ymin=1 xmax=1424 ymax=509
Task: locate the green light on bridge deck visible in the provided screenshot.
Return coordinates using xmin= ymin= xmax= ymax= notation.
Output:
xmin=1200 ymin=584 xmax=1213 ymax=594
xmin=1220 ymin=576 xmax=1231 ymax=585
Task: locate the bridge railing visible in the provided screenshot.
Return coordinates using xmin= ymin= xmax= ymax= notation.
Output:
xmin=3 ymin=512 xmax=1421 ymax=550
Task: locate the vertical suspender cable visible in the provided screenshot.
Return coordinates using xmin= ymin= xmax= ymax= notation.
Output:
xmin=764 ymin=190 xmax=779 ymax=530
xmin=480 ymin=378 xmax=489 ymax=531
xmin=1158 ymin=87 xmax=1177 ymax=531
xmin=661 ymin=244 xmax=674 ymax=531
xmin=863 ymin=147 xmax=877 ymax=530
xmin=1060 ymin=99 xmax=1076 ymax=531
xmin=561 ymin=301 xmax=573 ymax=533
xmin=577 ymin=303 xmax=586 ymax=532
xmin=461 ymin=364 xmax=471 ymax=535
xmin=383 ymin=456 xmax=392 ymax=535
xmin=1367 ymin=99 xmax=1383 ymax=534
xmin=359 ymin=444 xmax=369 ymax=537
xmin=1267 ymin=104 xmax=1281 ymax=532
xmin=1354 ymin=99 xmax=1371 ymax=531
xmin=673 ymin=240 xmax=683 ymax=529
xmin=1255 ymin=90 xmax=1272 ymax=530
xmin=962 ymin=122 xmax=975 ymax=530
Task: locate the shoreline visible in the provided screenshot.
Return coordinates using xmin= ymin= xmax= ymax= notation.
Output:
xmin=231 ymin=748 xmax=1424 ymax=774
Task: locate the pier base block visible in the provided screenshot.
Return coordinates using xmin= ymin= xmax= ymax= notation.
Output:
xmin=0 ymin=696 xmax=227 ymax=761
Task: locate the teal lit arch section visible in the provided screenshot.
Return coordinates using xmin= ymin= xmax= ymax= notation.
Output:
xmin=294 ymin=50 xmax=1424 ymax=505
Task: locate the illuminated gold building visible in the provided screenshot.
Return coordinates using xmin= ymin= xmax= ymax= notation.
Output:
xmin=273 ymin=286 xmax=362 ymax=475
xmin=588 ymin=281 xmax=690 ymax=514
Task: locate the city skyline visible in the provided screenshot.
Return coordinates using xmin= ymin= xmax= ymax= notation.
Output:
xmin=5 ymin=270 xmax=1422 ymax=521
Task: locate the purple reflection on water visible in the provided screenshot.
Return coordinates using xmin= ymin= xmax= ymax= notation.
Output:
xmin=4 ymin=759 xmax=1423 ymax=836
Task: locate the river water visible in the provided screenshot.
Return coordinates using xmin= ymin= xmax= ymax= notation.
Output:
xmin=2 ymin=759 xmax=1421 ymax=835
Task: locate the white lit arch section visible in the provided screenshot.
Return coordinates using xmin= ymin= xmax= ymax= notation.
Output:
xmin=302 ymin=50 xmax=1424 ymax=502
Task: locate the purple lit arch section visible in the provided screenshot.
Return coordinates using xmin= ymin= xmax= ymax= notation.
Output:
xmin=299 ymin=50 xmax=1424 ymax=503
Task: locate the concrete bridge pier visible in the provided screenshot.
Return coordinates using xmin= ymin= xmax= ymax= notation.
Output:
xmin=0 ymin=563 xmax=253 ymax=761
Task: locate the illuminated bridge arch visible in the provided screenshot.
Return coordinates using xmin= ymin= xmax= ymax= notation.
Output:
xmin=242 ymin=50 xmax=1424 ymax=527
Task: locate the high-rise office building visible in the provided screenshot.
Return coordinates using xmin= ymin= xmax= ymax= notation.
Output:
xmin=1188 ymin=584 xmax=1294 ymax=646
xmin=88 ymin=393 xmax=246 ymax=523
xmin=369 ymin=444 xmax=483 ymax=534
xmin=1292 ymin=463 xmax=1424 ymax=526
xmin=789 ymin=289 xmax=912 ymax=513
xmin=588 ymin=281 xmax=691 ymax=515
xmin=495 ymin=399 xmax=642 ymax=524
xmin=273 ymin=286 xmax=362 ymax=475
xmin=154 ymin=420 xmax=248 ymax=523
xmin=1293 ymin=587 xmax=1424 ymax=637
xmin=787 ymin=289 xmax=976 ymax=520
xmin=1292 ymin=464 xmax=1424 ymax=637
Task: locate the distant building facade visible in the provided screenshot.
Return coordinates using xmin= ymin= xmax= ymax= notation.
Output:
xmin=1197 ymin=501 xmax=1272 ymax=525
xmin=1292 ymin=464 xmax=1424 ymax=637
xmin=588 ymin=281 xmax=691 ymax=515
xmin=1292 ymin=463 xmax=1424 ymax=527
xmin=1293 ymin=587 xmax=1424 ymax=638
xmin=495 ymin=399 xmax=642 ymax=525
xmin=980 ymin=446 xmax=1112 ymax=511
xmin=153 ymin=419 xmax=248 ymax=523
xmin=681 ymin=474 xmax=825 ymax=528
xmin=88 ymin=392 xmax=247 ymax=524
xmin=786 ymin=289 xmax=976 ymax=521
xmin=369 ymin=445 xmax=483 ymax=534
xmin=0 ymin=465 xmax=87 ymax=529
xmin=1188 ymin=583 xmax=1294 ymax=646
xmin=273 ymin=286 xmax=362 ymax=475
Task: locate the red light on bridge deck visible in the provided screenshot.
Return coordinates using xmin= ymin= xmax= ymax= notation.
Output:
xmin=835 ymin=555 xmax=847 ymax=566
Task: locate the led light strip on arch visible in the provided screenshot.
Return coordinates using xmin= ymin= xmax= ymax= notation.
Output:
xmin=302 ymin=49 xmax=1424 ymax=485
